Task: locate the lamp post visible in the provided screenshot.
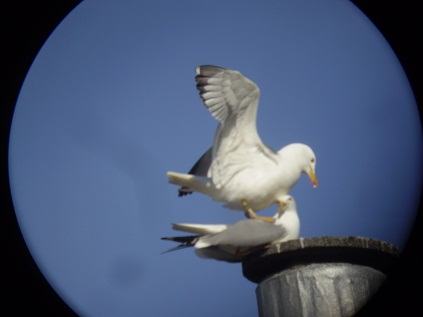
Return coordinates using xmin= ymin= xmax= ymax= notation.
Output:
xmin=242 ymin=236 xmax=400 ymax=317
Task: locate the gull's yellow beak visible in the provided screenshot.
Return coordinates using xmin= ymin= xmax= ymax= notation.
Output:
xmin=308 ymin=164 xmax=318 ymax=188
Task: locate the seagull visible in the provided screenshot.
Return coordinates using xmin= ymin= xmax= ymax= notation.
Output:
xmin=167 ymin=65 xmax=317 ymax=222
xmin=161 ymin=195 xmax=299 ymax=262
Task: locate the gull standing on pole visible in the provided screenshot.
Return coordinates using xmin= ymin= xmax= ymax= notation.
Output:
xmin=161 ymin=195 xmax=300 ymax=262
xmin=167 ymin=66 xmax=317 ymax=222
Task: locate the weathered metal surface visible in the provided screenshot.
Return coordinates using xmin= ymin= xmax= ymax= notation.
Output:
xmin=256 ymin=263 xmax=386 ymax=317
xmin=243 ymin=236 xmax=400 ymax=283
xmin=242 ymin=237 xmax=400 ymax=317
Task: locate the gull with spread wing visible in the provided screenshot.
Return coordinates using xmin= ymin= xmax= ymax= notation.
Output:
xmin=167 ymin=66 xmax=317 ymax=222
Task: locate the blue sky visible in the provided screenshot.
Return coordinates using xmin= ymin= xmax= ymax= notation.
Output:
xmin=8 ymin=1 xmax=422 ymax=316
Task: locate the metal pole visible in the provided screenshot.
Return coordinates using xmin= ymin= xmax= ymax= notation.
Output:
xmin=242 ymin=237 xmax=400 ymax=317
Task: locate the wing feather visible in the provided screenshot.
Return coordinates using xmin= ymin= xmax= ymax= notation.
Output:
xmin=194 ymin=65 xmax=278 ymax=188
xmin=195 ymin=65 xmax=260 ymax=124
xmin=197 ymin=219 xmax=286 ymax=248
xmin=177 ymin=147 xmax=212 ymax=196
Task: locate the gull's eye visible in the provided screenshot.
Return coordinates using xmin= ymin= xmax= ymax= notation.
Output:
xmin=310 ymin=158 xmax=315 ymax=163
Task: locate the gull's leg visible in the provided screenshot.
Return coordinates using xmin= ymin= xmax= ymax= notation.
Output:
xmin=241 ymin=200 xmax=275 ymax=223
xmin=241 ymin=200 xmax=255 ymax=218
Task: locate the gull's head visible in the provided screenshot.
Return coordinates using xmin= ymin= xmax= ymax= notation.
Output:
xmin=278 ymin=195 xmax=295 ymax=209
xmin=280 ymin=143 xmax=318 ymax=188
xmin=276 ymin=195 xmax=297 ymax=218
xmin=275 ymin=195 xmax=300 ymax=240
xmin=305 ymin=154 xmax=318 ymax=188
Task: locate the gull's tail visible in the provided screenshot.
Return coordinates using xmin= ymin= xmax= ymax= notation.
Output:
xmin=167 ymin=171 xmax=214 ymax=197
xmin=172 ymin=223 xmax=228 ymax=235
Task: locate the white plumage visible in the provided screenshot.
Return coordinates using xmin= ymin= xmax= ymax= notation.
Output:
xmin=162 ymin=195 xmax=300 ymax=262
xmin=167 ymin=66 xmax=317 ymax=220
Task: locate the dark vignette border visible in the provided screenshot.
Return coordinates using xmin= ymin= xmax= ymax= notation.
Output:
xmin=0 ymin=1 xmax=421 ymax=316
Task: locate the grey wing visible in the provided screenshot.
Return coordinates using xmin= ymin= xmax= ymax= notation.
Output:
xmin=200 ymin=219 xmax=287 ymax=248
xmin=195 ymin=65 xmax=260 ymax=124
xmin=178 ymin=147 xmax=212 ymax=196
xmin=187 ymin=147 xmax=212 ymax=176
xmin=194 ymin=248 xmax=241 ymax=262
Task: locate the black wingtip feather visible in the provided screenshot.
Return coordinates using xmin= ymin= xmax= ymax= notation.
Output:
xmin=161 ymin=235 xmax=199 ymax=243
xmin=161 ymin=235 xmax=199 ymax=254
xmin=178 ymin=189 xmax=193 ymax=197
xmin=196 ymin=65 xmax=227 ymax=77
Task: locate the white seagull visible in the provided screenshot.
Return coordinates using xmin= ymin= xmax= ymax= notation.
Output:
xmin=167 ymin=65 xmax=317 ymax=222
xmin=161 ymin=195 xmax=300 ymax=262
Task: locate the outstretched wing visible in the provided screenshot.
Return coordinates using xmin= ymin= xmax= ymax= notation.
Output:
xmin=195 ymin=65 xmax=277 ymax=188
xmin=195 ymin=65 xmax=260 ymax=125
